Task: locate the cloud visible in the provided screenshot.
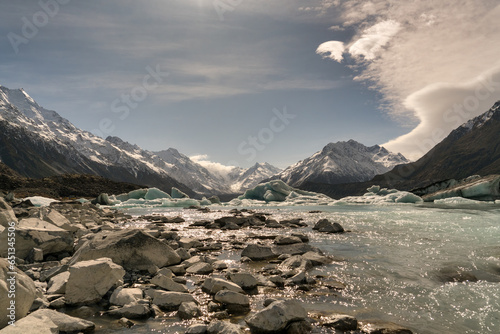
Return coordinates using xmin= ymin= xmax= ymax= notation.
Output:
xmin=190 ymin=154 xmax=237 ymax=177
xmin=315 ymin=0 xmax=500 ymax=159
xmin=316 ymin=41 xmax=345 ymax=62
xmin=383 ymin=66 xmax=500 ymax=160
xmin=347 ymin=20 xmax=401 ymax=60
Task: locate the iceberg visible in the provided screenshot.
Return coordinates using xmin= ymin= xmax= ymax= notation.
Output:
xmin=237 ymin=180 xmax=331 ymax=204
xmin=106 ymin=187 xmax=202 ymax=208
xmin=336 ymin=186 xmax=423 ymax=204
xmin=423 ymin=175 xmax=500 ymax=202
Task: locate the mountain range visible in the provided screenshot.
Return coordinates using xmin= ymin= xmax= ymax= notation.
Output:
xmin=0 ymin=85 xmax=280 ymax=197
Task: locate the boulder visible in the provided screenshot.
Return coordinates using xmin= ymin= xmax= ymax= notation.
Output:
xmin=229 ymin=273 xmax=258 ymax=290
xmin=42 ymin=209 xmax=80 ymax=233
xmin=313 ymin=219 xmax=344 ymax=233
xmin=0 ymin=313 xmax=58 ymax=334
xmin=272 ymin=243 xmax=319 ymax=256
xmin=65 ymin=258 xmax=125 ymax=305
xmin=106 ymin=303 xmax=152 ymax=319
xmin=178 ymin=301 xmax=202 ymax=319
xmin=46 ymin=271 xmax=70 ymax=294
xmin=0 ymin=218 xmax=73 ymax=259
xmin=69 ymin=229 xmax=181 ymax=270
xmin=0 ymin=198 xmax=17 ymax=228
xmin=245 ymin=300 xmax=308 ymax=333
xmin=320 ymin=314 xmax=358 ymax=331
xmin=151 ymin=274 xmax=188 ymax=292
xmin=359 ymin=320 xmax=413 ymax=334
xmin=186 ymin=262 xmax=213 ymax=275
xmin=279 ymin=255 xmax=312 ymax=272
xmin=30 ymin=309 xmax=95 ymax=333
xmin=202 ymin=278 xmax=244 ymax=295
xmin=214 ymin=290 xmax=250 ymax=314
xmin=186 ymin=323 xmax=208 ymax=334
xmin=274 ymin=236 xmax=303 ymax=245
xmin=0 ymin=259 xmax=37 ymax=329
xmin=241 ymin=244 xmax=276 ymax=261
xmin=110 ymin=287 xmax=143 ymax=306
xmin=207 ymin=320 xmax=244 ymax=334
xmin=301 ymin=251 xmax=331 ymax=266
xmin=152 ymin=291 xmax=196 ymax=311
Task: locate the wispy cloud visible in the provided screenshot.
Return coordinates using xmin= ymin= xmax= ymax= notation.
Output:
xmin=316 ymin=41 xmax=345 ymax=62
xmin=315 ymin=0 xmax=500 ymax=159
xmin=190 ymin=154 xmax=237 ymax=177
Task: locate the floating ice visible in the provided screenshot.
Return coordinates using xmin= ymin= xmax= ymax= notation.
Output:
xmin=423 ymin=175 xmax=500 ymax=202
xmin=238 ymin=180 xmax=331 ymax=205
xmin=171 ymin=187 xmax=189 ymax=199
xmin=336 ymin=186 xmax=423 ymax=204
xmin=433 ymin=197 xmax=497 ymax=205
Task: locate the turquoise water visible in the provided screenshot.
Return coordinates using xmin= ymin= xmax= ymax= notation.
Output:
xmin=116 ymin=203 xmax=500 ymax=333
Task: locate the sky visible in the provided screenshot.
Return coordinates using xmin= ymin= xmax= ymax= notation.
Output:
xmin=1 ymin=0 xmax=499 ymax=170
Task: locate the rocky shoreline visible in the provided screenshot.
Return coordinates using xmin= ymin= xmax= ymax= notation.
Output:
xmin=0 ymin=197 xmax=414 ymax=334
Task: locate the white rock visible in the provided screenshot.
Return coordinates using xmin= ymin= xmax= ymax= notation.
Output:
xmin=0 ymin=313 xmax=58 ymax=334
xmin=30 ymin=309 xmax=95 ymax=332
xmin=69 ymin=229 xmax=181 ymax=271
xmin=0 ymin=218 xmax=73 ymax=259
xmin=46 ymin=271 xmax=70 ymax=294
xmin=152 ymin=291 xmax=196 ymax=311
xmin=0 ymin=259 xmax=37 ymax=329
xmin=110 ymin=287 xmax=143 ymax=306
xmin=65 ymin=258 xmax=125 ymax=305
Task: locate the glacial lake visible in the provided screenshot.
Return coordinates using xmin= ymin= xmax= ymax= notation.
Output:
xmin=88 ymin=203 xmax=500 ymax=334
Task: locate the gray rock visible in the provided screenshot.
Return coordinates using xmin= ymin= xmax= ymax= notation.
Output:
xmin=30 ymin=309 xmax=95 ymax=333
xmin=178 ymin=301 xmax=202 ymax=319
xmin=229 ymin=273 xmax=258 ymax=290
xmin=46 ymin=271 xmax=70 ymax=294
xmin=186 ymin=262 xmax=213 ymax=275
xmin=151 ymin=274 xmax=188 ymax=292
xmin=0 ymin=259 xmax=37 ymax=329
xmin=241 ymin=244 xmax=276 ymax=261
xmin=152 ymin=291 xmax=196 ymax=311
xmin=320 ymin=314 xmax=358 ymax=331
xmin=186 ymin=323 xmax=208 ymax=334
xmin=245 ymin=300 xmax=308 ymax=333
xmin=110 ymin=287 xmax=143 ymax=306
xmin=301 ymin=251 xmax=331 ymax=266
xmin=118 ymin=317 xmax=135 ymax=328
xmin=214 ymin=290 xmax=250 ymax=314
xmin=65 ymin=257 xmax=125 ymax=305
xmin=202 ymin=278 xmax=244 ymax=295
xmin=69 ymin=229 xmax=181 ymax=271
xmin=0 ymin=312 xmax=58 ymax=333
xmin=274 ymin=236 xmax=303 ymax=245
xmin=212 ymin=260 xmax=228 ymax=270
xmin=286 ymin=320 xmax=312 ymax=334
xmin=279 ymin=255 xmax=312 ymax=272
xmin=178 ymin=237 xmax=203 ymax=249
xmin=0 ymin=218 xmax=73 ymax=259
xmin=359 ymin=320 xmax=413 ymax=334
xmin=107 ymin=303 xmax=152 ymax=319
xmin=0 ymin=198 xmax=17 ymax=229
xmin=313 ymin=219 xmax=344 ymax=233
xmin=207 ymin=320 xmax=244 ymax=334
xmin=272 ymin=243 xmax=320 ymax=256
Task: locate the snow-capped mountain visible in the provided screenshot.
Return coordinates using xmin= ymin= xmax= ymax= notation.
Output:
xmin=0 ymin=85 xmax=280 ymax=196
xmin=277 ymin=140 xmax=409 ymax=187
xmin=231 ymin=162 xmax=282 ymax=192
xmin=153 ymin=149 xmax=281 ymax=194
xmin=0 ymin=85 xmax=194 ymax=195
